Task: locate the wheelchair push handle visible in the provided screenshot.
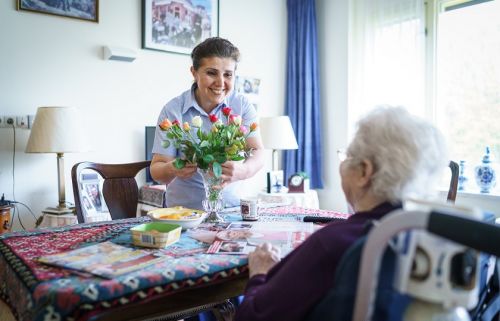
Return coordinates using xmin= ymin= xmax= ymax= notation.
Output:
xmin=428 ymin=211 xmax=500 ymax=257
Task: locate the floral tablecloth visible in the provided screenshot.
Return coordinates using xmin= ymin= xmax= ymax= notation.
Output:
xmin=0 ymin=206 xmax=346 ymax=321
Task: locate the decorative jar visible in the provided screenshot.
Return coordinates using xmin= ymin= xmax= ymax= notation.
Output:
xmin=474 ymin=147 xmax=496 ymax=193
xmin=458 ymin=160 xmax=467 ymax=191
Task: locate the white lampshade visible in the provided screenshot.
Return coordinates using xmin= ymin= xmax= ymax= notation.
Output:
xmin=259 ymin=116 xmax=298 ymax=150
xmin=26 ymin=106 xmax=89 ymax=153
xmin=25 ymin=106 xmax=88 ymax=215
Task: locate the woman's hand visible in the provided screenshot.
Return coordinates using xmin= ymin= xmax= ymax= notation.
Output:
xmin=248 ymin=243 xmax=281 ymax=278
xmin=171 ymin=161 xmax=197 ymax=179
xmin=220 ymin=161 xmax=248 ymax=188
xmin=151 ymin=154 xmax=198 ymax=184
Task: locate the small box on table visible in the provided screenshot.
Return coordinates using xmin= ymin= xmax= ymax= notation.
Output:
xmin=131 ymin=222 xmax=181 ymax=248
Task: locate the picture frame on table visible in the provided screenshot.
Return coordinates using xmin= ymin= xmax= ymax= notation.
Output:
xmin=17 ymin=0 xmax=99 ymax=23
xmin=79 ymin=172 xmax=107 ymax=213
xmin=142 ymin=0 xmax=219 ymax=55
xmin=267 ymin=170 xmax=284 ymax=193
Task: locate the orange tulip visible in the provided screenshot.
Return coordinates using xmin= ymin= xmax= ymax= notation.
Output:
xmin=159 ymin=119 xmax=172 ymax=130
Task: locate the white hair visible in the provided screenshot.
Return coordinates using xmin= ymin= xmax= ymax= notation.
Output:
xmin=347 ymin=106 xmax=448 ymax=202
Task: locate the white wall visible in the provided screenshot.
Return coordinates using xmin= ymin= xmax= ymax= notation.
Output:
xmin=0 ymin=0 xmax=287 ymax=230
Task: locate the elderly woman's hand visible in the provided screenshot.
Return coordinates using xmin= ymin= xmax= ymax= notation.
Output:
xmin=248 ymin=243 xmax=281 ymax=278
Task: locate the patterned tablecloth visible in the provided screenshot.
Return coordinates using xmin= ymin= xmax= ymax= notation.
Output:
xmin=0 ymin=206 xmax=347 ymax=321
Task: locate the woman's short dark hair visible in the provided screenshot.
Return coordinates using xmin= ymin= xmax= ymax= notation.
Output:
xmin=191 ymin=37 xmax=240 ymax=70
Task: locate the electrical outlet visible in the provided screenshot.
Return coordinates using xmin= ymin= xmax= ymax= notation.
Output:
xmin=3 ymin=116 xmax=15 ymax=127
xmin=16 ymin=116 xmax=29 ymax=129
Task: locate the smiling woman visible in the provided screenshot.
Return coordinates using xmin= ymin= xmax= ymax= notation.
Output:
xmin=149 ymin=37 xmax=265 ymax=212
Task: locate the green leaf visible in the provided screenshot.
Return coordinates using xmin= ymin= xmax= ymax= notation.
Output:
xmin=200 ymin=140 xmax=209 ymax=148
xmin=216 ymin=155 xmax=227 ymax=164
xmin=231 ymin=155 xmax=245 ymax=161
xmin=174 ymin=158 xmax=186 ymax=169
xmin=213 ymin=162 xmax=222 ymax=178
xmin=203 ymin=154 xmax=215 ymax=163
xmin=161 ymin=140 xmax=171 ymax=148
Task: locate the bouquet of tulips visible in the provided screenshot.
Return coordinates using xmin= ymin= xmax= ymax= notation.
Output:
xmin=159 ymin=106 xmax=258 ymax=178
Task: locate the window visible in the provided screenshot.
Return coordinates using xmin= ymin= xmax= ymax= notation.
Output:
xmin=349 ymin=0 xmax=500 ymax=192
xmin=434 ymin=0 xmax=500 ymax=167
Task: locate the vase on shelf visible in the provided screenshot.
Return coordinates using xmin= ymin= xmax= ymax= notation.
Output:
xmin=474 ymin=147 xmax=496 ymax=194
xmin=458 ymin=160 xmax=467 ymax=191
xmin=199 ymin=169 xmax=225 ymax=223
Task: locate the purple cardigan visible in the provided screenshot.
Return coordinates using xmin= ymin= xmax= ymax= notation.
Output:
xmin=234 ymin=202 xmax=400 ymax=321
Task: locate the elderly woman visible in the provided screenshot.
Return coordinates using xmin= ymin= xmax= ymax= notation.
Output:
xmin=234 ymin=106 xmax=448 ymax=321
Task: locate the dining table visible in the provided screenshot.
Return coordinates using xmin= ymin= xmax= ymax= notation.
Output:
xmin=0 ymin=205 xmax=347 ymax=321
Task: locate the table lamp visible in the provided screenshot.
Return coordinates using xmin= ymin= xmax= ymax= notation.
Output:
xmin=260 ymin=116 xmax=298 ymax=192
xmin=25 ymin=107 xmax=88 ymax=215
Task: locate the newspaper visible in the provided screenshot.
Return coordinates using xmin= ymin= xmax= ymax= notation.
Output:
xmin=37 ymin=241 xmax=168 ymax=278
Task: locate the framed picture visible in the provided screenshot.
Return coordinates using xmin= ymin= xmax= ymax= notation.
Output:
xmin=142 ymin=0 xmax=219 ymax=55
xmin=267 ymin=170 xmax=284 ymax=193
xmin=79 ymin=172 xmax=107 ymax=212
xmin=235 ymin=75 xmax=261 ymax=112
xmin=17 ymin=0 xmax=99 ymax=23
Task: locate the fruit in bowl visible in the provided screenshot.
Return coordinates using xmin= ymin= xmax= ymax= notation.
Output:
xmin=147 ymin=207 xmax=206 ymax=230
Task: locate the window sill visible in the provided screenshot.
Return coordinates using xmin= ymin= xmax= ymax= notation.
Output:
xmin=456 ymin=190 xmax=500 ymax=200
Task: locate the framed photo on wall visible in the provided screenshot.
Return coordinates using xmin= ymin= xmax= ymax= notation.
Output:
xmin=142 ymin=0 xmax=219 ymax=55
xmin=17 ymin=0 xmax=99 ymax=23
xmin=235 ymin=75 xmax=261 ymax=112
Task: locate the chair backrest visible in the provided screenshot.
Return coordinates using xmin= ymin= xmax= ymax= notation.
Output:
xmin=71 ymin=161 xmax=151 ymax=223
xmin=447 ymin=160 xmax=459 ymax=203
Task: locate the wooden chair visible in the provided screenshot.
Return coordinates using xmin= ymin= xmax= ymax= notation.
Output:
xmin=71 ymin=161 xmax=151 ymax=223
xmin=447 ymin=160 xmax=459 ymax=203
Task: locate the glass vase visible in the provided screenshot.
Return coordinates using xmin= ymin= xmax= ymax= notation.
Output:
xmin=199 ymin=169 xmax=225 ymax=223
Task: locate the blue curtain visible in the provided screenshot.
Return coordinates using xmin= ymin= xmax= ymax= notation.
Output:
xmin=284 ymin=0 xmax=324 ymax=189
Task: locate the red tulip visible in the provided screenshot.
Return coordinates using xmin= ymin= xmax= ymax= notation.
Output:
xmin=222 ymin=106 xmax=232 ymax=116
xmin=250 ymin=122 xmax=258 ymax=131
xmin=209 ymin=114 xmax=218 ymax=123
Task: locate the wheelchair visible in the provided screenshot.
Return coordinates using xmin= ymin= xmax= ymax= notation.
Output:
xmin=307 ymin=203 xmax=499 ymax=321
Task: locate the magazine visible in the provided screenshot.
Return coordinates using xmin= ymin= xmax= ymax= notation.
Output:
xmin=191 ymin=221 xmax=314 ymax=256
xmin=37 ymin=241 xmax=168 ymax=278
